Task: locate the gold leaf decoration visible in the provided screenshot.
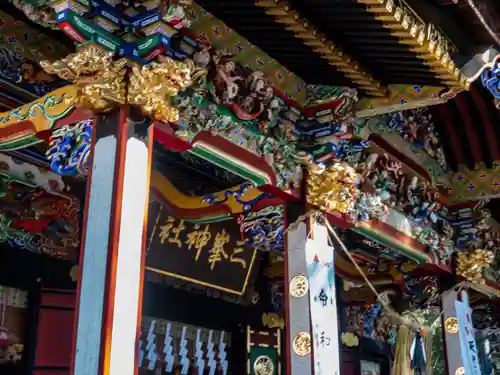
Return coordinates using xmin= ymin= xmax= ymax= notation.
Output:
xmin=70 ymin=265 xmax=79 ymax=282
xmin=444 ymin=317 xmax=458 ymax=334
xmin=40 ymin=45 xmax=127 ymax=111
xmin=307 ymin=163 xmax=358 ymax=214
xmin=292 ymin=332 xmax=311 ymax=356
xmin=456 ymin=249 xmax=494 ymax=285
xmin=128 ymin=56 xmax=198 ymax=123
xmin=261 ymin=312 xmax=285 ymax=329
xmin=341 ymin=332 xmax=359 ymax=347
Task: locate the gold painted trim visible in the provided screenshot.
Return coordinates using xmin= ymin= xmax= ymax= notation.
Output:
xmin=247 ymin=326 xmax=251 ymax=353
xmin=358 ymin=0 xmax=468 ymax=90
xmin=255 ymin=0 xmax=388 ymax=97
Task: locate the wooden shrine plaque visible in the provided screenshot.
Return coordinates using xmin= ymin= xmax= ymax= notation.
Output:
xmin=146 ymin=201 xmax=258 ymax=295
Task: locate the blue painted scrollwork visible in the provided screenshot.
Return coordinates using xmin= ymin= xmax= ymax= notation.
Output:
xmin=482 ymin=61 xmax=500 ymax=98
xmin=362 ymin=303 xmax=382 ymax=338
xmin=201 ymin=182 xmax=272 ymax=211
xmin=46 ymin=119 xmax=92 ymax=177
xmin=240 ymin=206 xmax=284 ymax=252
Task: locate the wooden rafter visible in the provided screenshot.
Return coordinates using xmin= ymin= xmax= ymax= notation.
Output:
xmin=358 ymin=0 xmax=469 ymax=90
xmin=255 ymin=0 xmax=389 ymax=97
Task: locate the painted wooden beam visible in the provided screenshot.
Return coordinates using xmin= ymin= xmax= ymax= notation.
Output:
xmin=73 ymin=106 xmax=153 ymax=375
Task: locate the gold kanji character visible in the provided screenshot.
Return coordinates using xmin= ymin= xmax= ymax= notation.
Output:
xmin=230 ymin=240 xmax=247 ymax=269
xmin=158 ymin=217 xmax=175 ymax=244
xmin=186 ymin=224 xmax=212 ymax=261
xmin=157 ymin=217 xmax=185 ymax=247
xmin=208 ymin=229 xmax=230 ymax=270
xmin=168 ymin=219 xmax=185 ymax=247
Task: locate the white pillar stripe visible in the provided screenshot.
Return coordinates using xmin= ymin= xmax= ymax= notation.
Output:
xmin=109 ymin=137 xmax=150 ymax=375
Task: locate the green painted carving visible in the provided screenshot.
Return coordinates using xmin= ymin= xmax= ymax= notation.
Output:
xmin=175 ymin=91 xmax=307 ymax=189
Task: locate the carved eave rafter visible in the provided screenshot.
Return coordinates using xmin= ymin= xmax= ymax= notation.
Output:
xmin=359 ymin=0 xmax=469 ymax=90
xmin=255 ymin=0 xmax=388 ymax=97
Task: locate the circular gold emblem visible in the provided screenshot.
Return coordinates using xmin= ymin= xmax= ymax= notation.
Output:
xmin=290 ymin=275 xmax=309 ymax=298
xmin=455 ymin=367 xmax=465 ymax=375
xmin=445 ymin=317 xmax=459 ymax=334
xmin=253 ymin=355 xmax=275 ymax=375
xmin=293 ymin=332 xmax=312 ymax=356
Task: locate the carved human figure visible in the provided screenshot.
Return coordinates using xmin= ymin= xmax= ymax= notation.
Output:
xmin=210 ymin=56 xmax=242 ymax=105
xmin=359 ymin=153 xmax=379 ymax=181
xmin=404 ymin=115 xmax=420 ymax=142
xmin=424 ymin=131 xmax=447 ymax=169
xmin=202 ymin=51 xmax=276 ymax=120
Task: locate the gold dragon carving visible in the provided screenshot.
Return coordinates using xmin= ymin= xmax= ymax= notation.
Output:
xmin=40 ymin=45 xmax=127 ymax=111
xmin=128 ymin=56 xmax=196 ymax=123
xmin=40 ymin=45 xmax=197 ymax=122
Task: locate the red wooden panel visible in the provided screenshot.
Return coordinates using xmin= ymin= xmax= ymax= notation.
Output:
xmin=34 ymin=309 xmax=74 ymax=368
xmin=341 ymin=349 xmax=357 ymax=375
xmin=33 ymin=370 xmax=70 ymax=375
xmin=40 ymin=293 xmax=76 ymax=309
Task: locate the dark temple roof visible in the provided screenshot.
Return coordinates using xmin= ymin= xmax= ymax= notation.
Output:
xmin=195 ymin=0 xmax=461 ymax=96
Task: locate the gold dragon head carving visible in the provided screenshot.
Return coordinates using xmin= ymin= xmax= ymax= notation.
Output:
xmin=40 ymin=45 xmax=127 ymax=111
xmin=128 ymin=56 xmax=197 ymax=123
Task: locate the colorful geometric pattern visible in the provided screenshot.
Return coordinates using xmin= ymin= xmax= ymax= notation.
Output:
xmin=356 ymin=84 xmax=459 ymax=118
xmin=452 ymin=163 xmax=500 ymax=202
